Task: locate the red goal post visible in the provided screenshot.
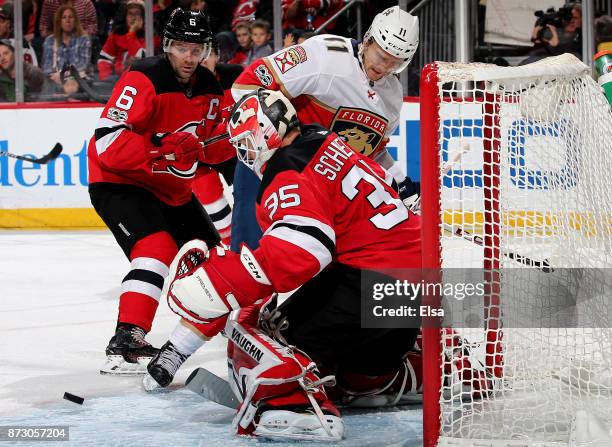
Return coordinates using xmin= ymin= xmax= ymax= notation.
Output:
xmin=419 ymin=54 xmax=612 ymax=447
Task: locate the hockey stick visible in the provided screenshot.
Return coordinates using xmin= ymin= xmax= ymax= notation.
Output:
xmin=202 ymin=132 xmax=230 ymax=147
xmin=0 ymin=143 xmax=63 ymax=165
xmin=185 ymin=367 xmax=239 ymax=409
xmin=439 ymin=144 xmax=554 ymax=273
xmin=442 ymin=223 xmax=554 ymax=273
xmin=69 ymin=65 xmax=110 ymax=104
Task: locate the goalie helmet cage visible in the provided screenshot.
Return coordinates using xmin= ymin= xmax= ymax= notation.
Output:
xmin=420 ymin=54 xmax=612 ymax=447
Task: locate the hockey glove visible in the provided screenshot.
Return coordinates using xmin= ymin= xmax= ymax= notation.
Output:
xmin=149 ymin=132 xmax=202 ymax=174
xmin=166 ymin=241 xmax=275 ymax=325
xmin=397 ymin=176 xmax=421 ymax=214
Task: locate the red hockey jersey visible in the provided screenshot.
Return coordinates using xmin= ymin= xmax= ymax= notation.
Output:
xmin=253 ymin=124 xmax=421 ymax=293
xmin=88 ymin=55 xmax=230 ymax=206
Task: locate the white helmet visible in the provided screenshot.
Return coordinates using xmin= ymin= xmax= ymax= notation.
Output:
xmin=362 ymin=6 xmax=419 ymax=74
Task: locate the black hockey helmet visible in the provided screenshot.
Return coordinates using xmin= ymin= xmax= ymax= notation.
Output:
xmin=163 ymin=8 xmax=212 ymax=45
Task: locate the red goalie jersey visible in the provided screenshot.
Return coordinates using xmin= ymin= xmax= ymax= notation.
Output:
xmin=253 ymin=124 xmax=421 ymax=292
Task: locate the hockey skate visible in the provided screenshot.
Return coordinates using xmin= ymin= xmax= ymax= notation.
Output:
xmin=100 ymin=323 xmax=159 ymax=375
xmin=142 ymin=341 xmax=189 ymax=391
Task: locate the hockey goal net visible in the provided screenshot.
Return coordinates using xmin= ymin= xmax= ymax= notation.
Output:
xmin=420 ymin=54 xmax=612 ymax=446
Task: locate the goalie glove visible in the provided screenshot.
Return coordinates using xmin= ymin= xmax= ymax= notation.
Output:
xmin=166 ymin=240 xmax=275 ymax=325
xmin=397 ymin=176 xmax=421 ymax=214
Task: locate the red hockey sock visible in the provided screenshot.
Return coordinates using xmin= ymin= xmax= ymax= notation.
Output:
xmin=118 ymin=231 xmax=178 ymax=332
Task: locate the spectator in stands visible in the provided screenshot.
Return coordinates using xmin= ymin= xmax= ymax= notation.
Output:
xmin=0 ymin=39 xmax=45 ymax=101
xmin=0 ymin=3 xmax=39 ymax=66
xmin=217 ymin=0 xmax=272 ymax=63
xmin=97 ymin=0 xmax=153 ymax=81
xmin=282 ymin=30 xmax=314 ymax=48
xmin=42 ymin=5 xmax=91 ymax=92
xmin=282 ymin=0 xmax=343 ymax=33
xmin=521 ymin=3 xmax=582 ymax=65
xmin=0 ymin=3 xmax=12 ymax=40
xmin=153 ymin=0 xmax=173 ymax=40
xmin=596 ymin=15 xmax=612 ymax=52
xmin=39 ymin=0 xmax=97 ymax=37
xmin=245 ymin=18 xmax=271 ymax=65
xmin=22 ymin=0 xmax=38 ymax=43
xmin=227 ymin=21 xmax=250 ymax=65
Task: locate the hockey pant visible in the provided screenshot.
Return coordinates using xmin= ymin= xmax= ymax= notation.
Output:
xmin=230 ymin=161 xmax=262 ymax=252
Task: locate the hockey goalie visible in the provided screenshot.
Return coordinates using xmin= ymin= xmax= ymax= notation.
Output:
xmin=154 ymin=89 xmax=487 ymax=441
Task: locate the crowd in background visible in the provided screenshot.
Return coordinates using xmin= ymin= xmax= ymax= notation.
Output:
xmin=0 ymin=0 xmax=395 ymax=102
xmin=1 ymin=0 xmax=612 ymax=102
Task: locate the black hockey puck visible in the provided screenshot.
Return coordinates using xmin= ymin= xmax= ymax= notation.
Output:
xmin=63 ymin=392 xmax=84 ymax=405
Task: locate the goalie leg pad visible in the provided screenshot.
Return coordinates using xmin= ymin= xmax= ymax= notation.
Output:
xmin=225 ymin=307 xmax=342 ymax=441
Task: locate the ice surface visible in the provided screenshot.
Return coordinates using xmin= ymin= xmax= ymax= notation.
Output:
xmin=0 ymin=231 xmax=423 ymax=446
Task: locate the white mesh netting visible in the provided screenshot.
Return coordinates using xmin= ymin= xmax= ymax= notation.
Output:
xmin=432 ymin=54 xmax=612 ymax=446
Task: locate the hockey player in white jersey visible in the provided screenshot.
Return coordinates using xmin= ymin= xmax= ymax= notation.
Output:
xmin=144 ymin=5 xmax=423 ymax=391
xmin=232 ymin=5 xmax=420 ymax=197
xmin=227 ymin=5 xmax=421 ymax=251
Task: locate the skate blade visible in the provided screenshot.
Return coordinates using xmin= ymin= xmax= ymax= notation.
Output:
xmin=99 ymin=355 xmax=151 ymax=375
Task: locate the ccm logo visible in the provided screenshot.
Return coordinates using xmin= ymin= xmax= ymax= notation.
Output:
xmin=242 ymin=254 xmax=264 ymax=280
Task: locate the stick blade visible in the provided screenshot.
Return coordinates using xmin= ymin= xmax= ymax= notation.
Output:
xmin=49 ymin=143 xmax=63 ymax=158
xmin=35 ymin=143 xmax=63 ymax=164
xmin=185 ymin=368 xmax=239 ymax=409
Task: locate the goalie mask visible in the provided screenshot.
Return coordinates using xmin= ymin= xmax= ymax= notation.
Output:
xmin=228 ymin=89 xmax=299 ymax=178
xmin=360 ymin=6 xmax=419 ymax=76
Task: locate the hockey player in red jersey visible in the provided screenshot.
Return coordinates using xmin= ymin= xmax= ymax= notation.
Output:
xmin=143 ymin=88 xmax=422 ymax=441
xmin=230 ymin=5 xmax=422 ymax=251
xmin=88 ymin=8 xmax=233 ymax=375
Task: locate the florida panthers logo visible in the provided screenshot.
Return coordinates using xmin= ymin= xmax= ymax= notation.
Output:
xmin=338 ymin=127 xmax=377 ymax=156
xmin=330 ymin=107 xmax=388 ymax=157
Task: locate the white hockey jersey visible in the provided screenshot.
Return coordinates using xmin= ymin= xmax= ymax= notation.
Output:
xmin=231 ymin=35 xmax=404 ymax=160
